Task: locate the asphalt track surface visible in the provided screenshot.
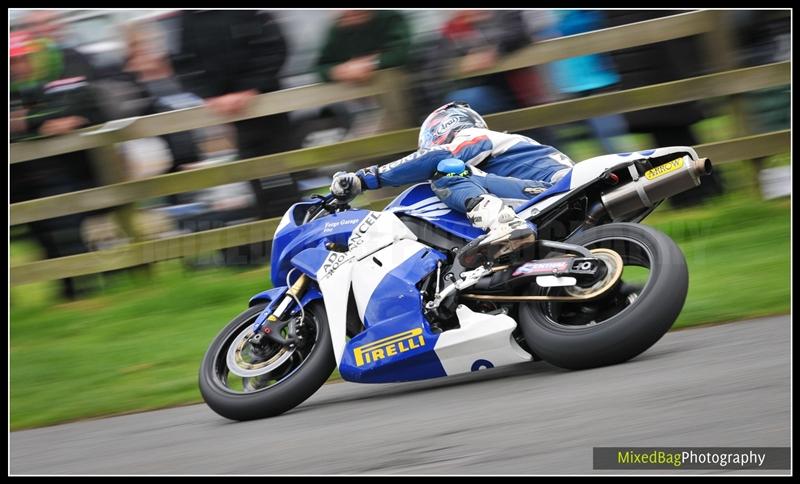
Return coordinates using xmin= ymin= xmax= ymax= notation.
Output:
xmin=11 ymin=315 xmax=791 ymax=475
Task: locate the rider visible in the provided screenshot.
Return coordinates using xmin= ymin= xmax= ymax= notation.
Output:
xmin=331 ymin=102 xmax=574 ymax=266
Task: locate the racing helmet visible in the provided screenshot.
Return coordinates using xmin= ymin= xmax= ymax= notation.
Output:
xmin=418 ymin=101 xmax=488 ymax=150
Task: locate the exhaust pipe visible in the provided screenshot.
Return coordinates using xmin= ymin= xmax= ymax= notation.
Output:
xmin=601 ymin=156 xmax=712 ymax=219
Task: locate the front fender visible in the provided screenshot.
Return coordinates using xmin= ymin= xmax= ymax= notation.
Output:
xmin=248 ymin=285 xmax=323 ymax=309
xmin=249 ymin=287 xmax=287 ymax=308
xmin=248 ymin=284 xmax=324 ymax=334
xmin=251 ymin=247 xmax=329 ymax=308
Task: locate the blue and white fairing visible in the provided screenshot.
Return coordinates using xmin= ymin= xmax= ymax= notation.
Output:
xmin=268 ymin=201 xmax=371 ymax=287
xmin=256 ymin=193 xmax=538 ymax=385
xmin=339 ymin=243 xmax=449 ymax=383
xmin=384 ymin=183 xmax=484 ymax=241
xmin=308 ymin=210 xmax=531 ymax=383
xmin=249 ymin=200 xmax=371 ymax=327
xmin=251 ymin=146 xmax=703 ymax=385
xmin=515 ymin=147 xmax=700 ymax=220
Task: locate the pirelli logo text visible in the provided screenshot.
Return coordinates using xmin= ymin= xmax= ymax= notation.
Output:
xmin=353 ymin=328 xmax=426 ymax=367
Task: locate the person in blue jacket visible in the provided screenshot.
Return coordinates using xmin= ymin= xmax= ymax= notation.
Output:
xmin=548 ymin=9 xmax=629 ymax=154
xmin=331 ymin=102 xmax=574 ymax=265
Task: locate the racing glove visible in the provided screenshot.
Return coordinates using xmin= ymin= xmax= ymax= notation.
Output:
xmin=331 ymin=171 xmax=363 ymax=198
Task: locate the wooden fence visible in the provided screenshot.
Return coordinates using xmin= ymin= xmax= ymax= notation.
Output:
xmin=9 ymin=10 xmax=791 ymax=286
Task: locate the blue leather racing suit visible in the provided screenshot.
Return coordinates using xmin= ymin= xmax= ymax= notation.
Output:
xmin=356 ymin=128 xmax=574 ymax=212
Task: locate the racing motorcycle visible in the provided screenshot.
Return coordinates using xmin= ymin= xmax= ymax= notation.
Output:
xmin=199 ymin=146 xmax=713 ymax=421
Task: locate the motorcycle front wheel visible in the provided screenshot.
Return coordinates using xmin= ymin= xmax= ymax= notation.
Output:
xmin=199 ymin=300 xmax=335 ymax=420
xmin=518 ymin=223 xmax=688 ymax=370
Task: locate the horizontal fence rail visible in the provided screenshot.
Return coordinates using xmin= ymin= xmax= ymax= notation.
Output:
xmin=9 ymin=10 xmax=791 ymax=288
xmin=10 ymin=130 xmax=790 ymax=286
xmin=10 ymin=61 xmax=790 ymax=226
xmin=9 ymin=70 xmax=404 ymax=164
xmin=450 ymin=10 xmax=719 ymax=79
xmin=9 ymin=10 xmax=723 ymax=164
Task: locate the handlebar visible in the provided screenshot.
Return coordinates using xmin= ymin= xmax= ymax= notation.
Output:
xmin=311 ymin=192 xmax=349 ymax=205
xmin=301 ymin=189 xmax=356 ymax=225
xmin=308 ymin=192 xmax=351 ymax=218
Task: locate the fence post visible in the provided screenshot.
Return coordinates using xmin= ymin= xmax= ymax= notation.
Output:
xmin=702 ymin=10 xmax=761 ymax=194
xmin=700 ymin=11 xmax=739 ymax=123
xmin=376 ymin=70 xmax=413 ymax=131
xmin=87 ymin=144 xmax=143 ymax=242
xmin=702 ymin=10 xmax=748 ymax=134
xmin=87 ymin=142 xmax=152 ymax=280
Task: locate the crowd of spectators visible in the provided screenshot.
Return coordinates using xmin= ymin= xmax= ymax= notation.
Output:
xmin=10 ymin=9 xmax=788 ymax=299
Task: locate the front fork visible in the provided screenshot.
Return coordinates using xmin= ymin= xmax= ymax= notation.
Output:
xmin=252 ymin=274 xmax=310 ymax=347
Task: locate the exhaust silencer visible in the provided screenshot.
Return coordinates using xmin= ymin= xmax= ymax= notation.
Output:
xmin=601 ymin=156 xmax=713 ymax=219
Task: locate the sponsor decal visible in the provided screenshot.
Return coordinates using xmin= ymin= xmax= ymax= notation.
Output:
xmin=645 ymin=157 xmax=684 ymax=180
xmin=523 ymin=186 xmax=547 ymax=196
xmin=378 ymin=147 xmax=440 ymax=174
xmin=322 ymin=218 xmax=360 ymax=233
xmin=321 ymin=251 xmax=353 ymax=279
xmin=471 ymin=359 xmax=495 ymax=371
xmin=513 ymin=260 xmax=569 ymax=276
xmin=434 ymin=114 xmax=467 ymax=137
xmin=378 ymin=151 xmax=426 ymax=173
xmin=348 ymin=212 xmax=381 ymax=250
xmin=353 ymin=327 xmax=426 ymax=366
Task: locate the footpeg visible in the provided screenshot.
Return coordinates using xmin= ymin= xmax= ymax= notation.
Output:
xmin=426 ymin=264 xmax=491 ymax=310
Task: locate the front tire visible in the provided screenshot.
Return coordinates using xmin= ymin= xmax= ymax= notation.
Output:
xmin=199 ymin=300 xmax=335 ymax=420
xmin=518 ymin=223 xmax=688 ymax=370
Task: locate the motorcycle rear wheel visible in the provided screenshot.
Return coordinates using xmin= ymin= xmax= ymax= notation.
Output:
xmin=518 ymin=223 xmax=688 ymax=370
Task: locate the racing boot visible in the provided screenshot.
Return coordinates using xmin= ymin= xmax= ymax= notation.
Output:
xmin=458 ymin=194 xmax=537 ymax=269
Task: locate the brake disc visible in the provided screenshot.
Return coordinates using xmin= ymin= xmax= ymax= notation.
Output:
xmin=226 ymin=327 xmax=295 ymax=378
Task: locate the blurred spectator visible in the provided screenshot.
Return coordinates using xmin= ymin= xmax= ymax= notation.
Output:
xmin=10 ymin=29 xmax=108 ymax=300
xmin=10 ymin=31 xmax=40 ymax=140
xmin=603 ymin=10 xmax=725 ymax=207
xmin=171 ymin=10 xmax=299 ymax=265
xmin=22 ymin=10 xmax=99 ymax=81
xmin=417 ymin=10 xmax=557 ymax=145
xmin=120 ymin=20 xmax=203 ymax=174
xmin=314 ymin=10 xmax=412 ymax=135
xmin=315 ymin=10 xmax=411 ymax=85
xmin=405 ymin=31 xmax=452 ymax=123
xmin=732 ymin=10 xmax=790 ymax=198
xmin=548 ymin=10 xmax=630 ymax=154
xmin=732 ymin=10 xmax=790 ymax=134
xmin=431 ymin=11 xmax=528 ymax=114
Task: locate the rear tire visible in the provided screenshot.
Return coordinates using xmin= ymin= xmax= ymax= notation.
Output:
xmin=518 ymin=223 xmax=688 ymax=370
xmin=199 ymin=300 xmax=335 ymax=420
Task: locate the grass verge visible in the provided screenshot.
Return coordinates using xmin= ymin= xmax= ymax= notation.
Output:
xmin=10 ymin=192 xmax=789 ymax=430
